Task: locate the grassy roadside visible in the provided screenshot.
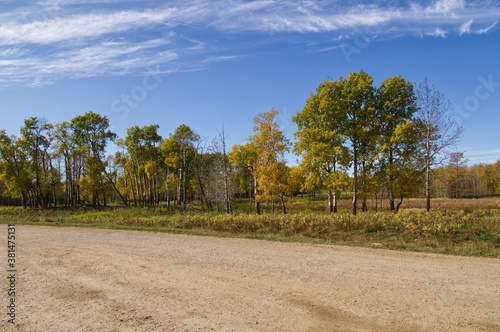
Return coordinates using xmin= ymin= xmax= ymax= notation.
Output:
xmin=1 ymin=205 xmax=499 ymax=257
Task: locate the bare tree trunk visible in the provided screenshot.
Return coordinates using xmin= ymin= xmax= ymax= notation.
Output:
xmin=328 ymin=190 xmax=333 ymax=213
xmin=254 ymin=177 xmax=260 ymax=215
xmin=396 ymin=195 xmax=404 ymax=212
xmin=223 ymin=155 xmax=230 ymax=215
xmin=426 ymin=161 xmax=431 ymax=212
xmin=280 ymin=196 xmax=287 ymax=214
xmin=177 ymin=165 xmax=182 ymax=206
xmin=416 ymin=78 xmax=463 ymax=212
xmin=194 ymin=153 xmax=210 ymax=210
xmin=167 ymin=167 xmax=172 ymax=210
xmin=128 ymin=172 xmax=137 ymax=206
xmin=21 ymin=191 xmax=27 ymax=209
xmin=249 ymin=188 xmax=253 ymax=212
xmin=333 ymin=192 xmax=337 ymax=213
xmin=64 ymin=155 xmax=69 ymax=206
xmin=332 ymin=160 xmax=338 ymax=213
xmin=107 ymin=176 xmax=128 ymax=206
xmin=103 ymin=167 xmax=128 ymax=206
xmin=133 ymin=165 xmax=140 ymax=205
xmin=142 ymin=172 xmax=148 ymax=205
xmin=353 ymin=150 xmax=357 ymax=215
xmin=381 ymin=189 xmax=384 ymax=211
xmin=389 ymin=189 xmax=395 ymax=212
xmin=154 ymin=175 xmax=158 ymax=206
xmin=148 ymin=177 xmax=152 ymax=205
xmin=182 ymin=152 xmax=187 ymax=210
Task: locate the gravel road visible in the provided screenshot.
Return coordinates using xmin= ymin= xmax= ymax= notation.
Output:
xmin=1 ymin=225 xmax=499 ymax=331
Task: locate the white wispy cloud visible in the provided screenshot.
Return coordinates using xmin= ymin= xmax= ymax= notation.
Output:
xmin=459 ymin=19 xmax=473 ymax=35
xmin=476 ymin=21 xmax=497 ymax=34
xmin=0 ymin=0 xmax=498 ymax=87
xmin=0 ymin=8 xmax=184 ymax=45
xmin=0 ymin=47 xmax=29 ymax=58
xmin=201 ymin=55 xmax=241 ymax=64
xmin=0 ymin=35 xmax=182 ymax=85
xmin=465 ymin=148 xmax=500 ymax=157
xmin=425 ymin=0 xmax=465 ymax=14
xmin=210 ymin=2 xmax=397 ymax=33
xmin=428 ymin=27 xmax=448 ymax=37
xmin=464 ymin=148 xmax=500 ymax=165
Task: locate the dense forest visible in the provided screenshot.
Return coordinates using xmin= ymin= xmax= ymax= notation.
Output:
xmin=1 ymin=71 xmax=499 ymax=213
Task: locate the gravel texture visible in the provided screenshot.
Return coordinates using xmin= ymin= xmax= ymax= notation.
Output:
xmin=1 ymin=225 xmax=499 ymax=331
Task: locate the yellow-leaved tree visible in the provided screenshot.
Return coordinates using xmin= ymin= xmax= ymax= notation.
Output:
xmin=293 ymin=79 xmax=349 ymax=213
xmin=228 ymin=142 xmax=260 ymax=213
xmin=250 ymin=109 xmax=291 ymax=214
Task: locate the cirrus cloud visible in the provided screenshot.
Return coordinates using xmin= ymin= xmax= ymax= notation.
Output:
xmin=0 ymin=0 xmax=498 ymax=87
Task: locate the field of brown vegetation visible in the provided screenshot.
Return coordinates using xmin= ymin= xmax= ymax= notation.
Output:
xmin=290 ymin=197 xmax=500 ymax=212
xmin=1 ymin=197 xmax=499 ymax=257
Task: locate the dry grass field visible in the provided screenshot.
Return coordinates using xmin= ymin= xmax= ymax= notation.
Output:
xmin=1 ymin=197 xmax=499 ymax=257
xmin=289 ymin=197 xmax=500 ymax=212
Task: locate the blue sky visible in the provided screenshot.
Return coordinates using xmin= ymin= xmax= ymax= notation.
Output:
xmin=0 ymin=0 xmax=499 ymax=165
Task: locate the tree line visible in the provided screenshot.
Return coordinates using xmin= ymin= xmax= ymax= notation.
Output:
xmin=433 ymin=152 xmax=500 ymax=199
xmin=0 ymin=113 xmax=237 ymax=211
xmin=1 ymin=71 xmax=498 ymax=212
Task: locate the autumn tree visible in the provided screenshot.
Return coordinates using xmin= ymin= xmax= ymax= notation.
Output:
xmin=78 ymin=157 xmax=112 ymax=206
xmin=466 ymin=164 xmax=488 ymax=197
xmin=260 ymin=162 xmax=292 ymax=214
xmin=338 ymin=71 xmax=377 ymax=215
xmin=293 ymin=79 xmax=349 ymax=213
xmin=432 ymin=159 xmax=500 ymax=198
xmin=19 ymin=117 xmax=56 ymax=208
xmin=446 ymin=152 xmax=468 ymax=198
xmin=112 ymin=150 xmax=132 ymax=205
xmin=287 ymin=166 xmax=306 ymax=196
xmin=71 ymin=112 xmax=127 ymax=206
xmin=117 ymin=125 xmax=162 ymax=206
xmin=114 ymin=140 xmax=135 ymax=206
xmin=416 ymin=79 xmax=463 ymax=211
xmin=160 ymin=135 xmax=181 ymax=210
xmin=376 ymin=76 xmax=423 ymax=211
xmin=250 ymin=109 xmax=291 ymax=214
xmin=1 ymin=121 xmax=67 ymax=208
xmin=494 ymin=161 xmax=500 ymax=195
xmin=53 ymin=121 xmax=85 ymax=206
xmin=228 ymin=142 xmax=260 ymax=213
xmin=229 ymin=150 xmax=254 ymax=210
xmin=0 ymin=131 xmax=31 ymax=208
xmin=141 ymin=125 xmax=162 ymax=205
xmin=171 ymin=124 xmax=199 ymax=210
xmin=482 ymin=161 xmax=500 ymax=196
xmin=0 ymin=118 xmax=65 ymax=208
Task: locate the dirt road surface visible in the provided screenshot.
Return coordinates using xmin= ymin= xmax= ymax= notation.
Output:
xmin=1 ymin=225 xmax=499 ymax=331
